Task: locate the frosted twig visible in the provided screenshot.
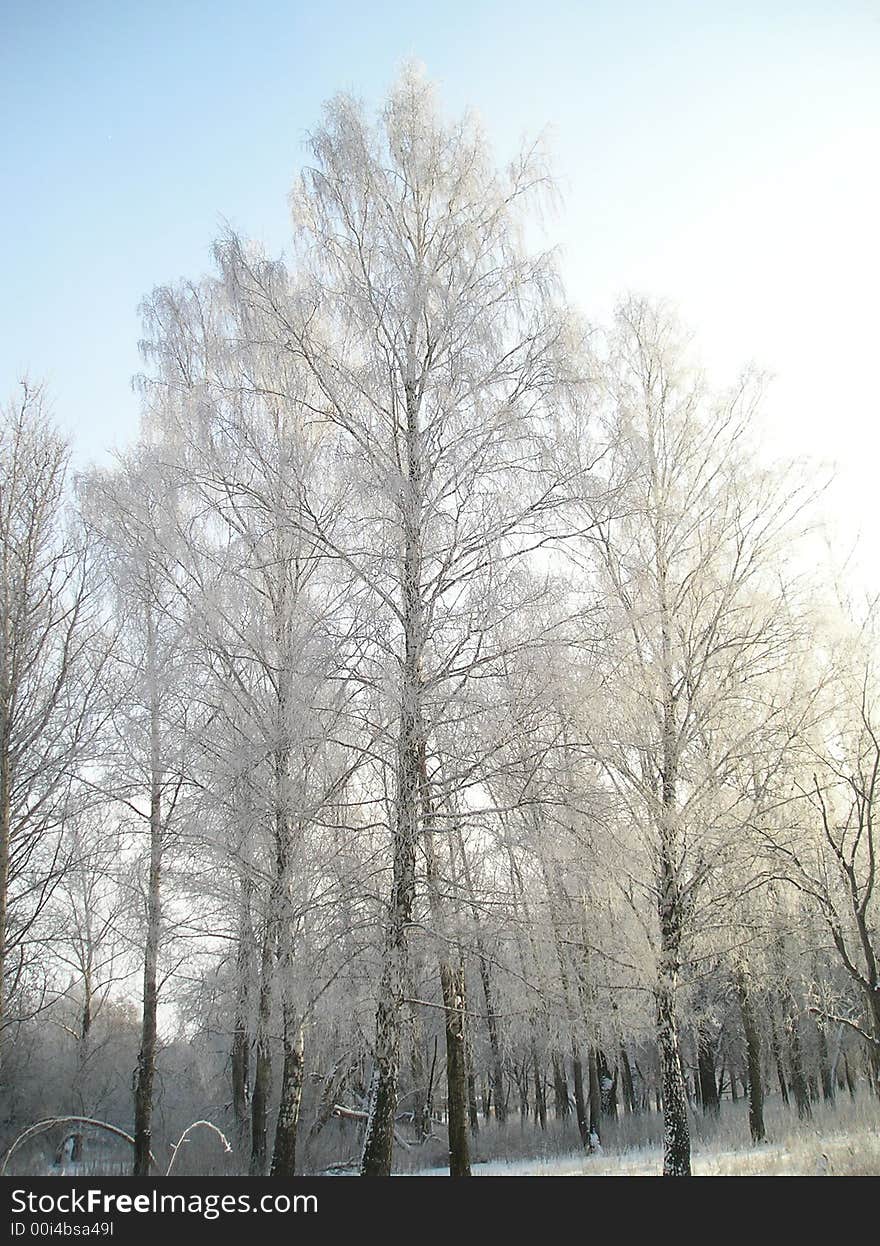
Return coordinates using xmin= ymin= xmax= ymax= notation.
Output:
xmin=165 ymin=1120 xmax=233 ymax=1175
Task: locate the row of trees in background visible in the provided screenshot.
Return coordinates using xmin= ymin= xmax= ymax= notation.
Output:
xmin=1 ymin=69 xmax=878 ymax=1178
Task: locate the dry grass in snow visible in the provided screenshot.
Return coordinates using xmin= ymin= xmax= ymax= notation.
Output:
xmin=411 ymin=1092 xmax=880 ymax=1177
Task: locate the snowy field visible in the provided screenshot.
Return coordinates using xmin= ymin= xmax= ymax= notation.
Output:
xmin=407 ymin=1094 xmax=880 ymax=1177
xmin=440 ymin=1133 xmax=880 ymax=1177
xmin=11 ymin=1098 xmax=880 ymax=1177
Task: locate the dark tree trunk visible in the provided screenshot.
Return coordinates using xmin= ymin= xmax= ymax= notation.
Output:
xmin=735 ymin=968 xmax=765 ymax=1144
xmin=477 ymin=954 xmax=506 ymax=1125
xmin=588 ymin=1046 xmax=602 ymax=1147
xmin=532 ymin=1045 xmax=547 ymax=1130
xmin=439 ymin=959 xmax=471 ymax=1176
xmin=133 ymin=647 xmax=162 ymax=1179
xmin=843 ymin=1049 xmax=856 ymax=1098
xmin=783 ymin=990 xmax=812 ymax=1121
xmin=816 ymin=1017 xmax=834 ymax=1103
xmin=231 ymin=1011 xmax=251 ymax=1149
xmin=132 ymin=809 xmax=160 ymax=1176
xmin=462 ymin=1015 xmax=479 ymax=1135
xmin=867 ymin=991 xmax=880 ymax=1094
xmin=696 ymin=1022 xmax=719 ymax=1115
xmin=423 ymin=1034 xmax=438 ymax=1140
xmin=267 ymin=794 xmax=304 ymax=1179
xmin=250 ymin=917 xmax=275 ymax=1175
xmin=598 ymin=1050 xmax=617 ymax=1118
xmin=515 ymin=1062 xmax=529 ymax=1126
xmin=619 ymin=1044 xmax=637 ymax=1114
xmin=553 ymin=1052 xmax=570 ymax=1120
xmin=231 ymin=874 xmax=253 ymax=1154
xmin=418 ymin=746 xmax=470 ymax=1176
xmin=769 ymin=1011 xmax=789 ymax=1105
xmin=572 ymin=1047 xmax=590 ymax=1148
xmin=466 ymin=1060 xmax=480 ymax=1134
xmin=481 ymin=1082 xmax=492 ymax=1123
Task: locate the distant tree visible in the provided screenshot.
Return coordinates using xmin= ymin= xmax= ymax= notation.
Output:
xmin=758 ymin=619 xmax=880 ymax=1091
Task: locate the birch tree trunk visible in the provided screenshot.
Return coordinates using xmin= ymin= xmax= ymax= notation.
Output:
xmin=360 ymin=382 xmax=424 ymax=1177
xmin=656 ymin=976 xmax=691 ymax=1176
xmin=271 ymin=1021 xmax=304 ymax=1176
xmin=270 ymin=875 xmax=305 ymax=1174
xmin=656 ymin=796 xmax=691 ymax=1174
xmin=133 ymin=610 xmax=162 ymax=1177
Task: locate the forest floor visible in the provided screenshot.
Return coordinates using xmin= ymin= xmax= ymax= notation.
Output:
xmin=409 ymin=1092 xmax=880 ymax=1176
xmin=9 ymin=1092 xmax=879 ymax=1176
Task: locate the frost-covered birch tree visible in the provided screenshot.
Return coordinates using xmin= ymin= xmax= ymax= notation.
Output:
xmin=214 ymin=66 xmax=577 ymax=1175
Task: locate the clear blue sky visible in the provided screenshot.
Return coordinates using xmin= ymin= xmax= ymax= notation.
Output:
xmin=2 ymin=1 xmax=879 ymax=554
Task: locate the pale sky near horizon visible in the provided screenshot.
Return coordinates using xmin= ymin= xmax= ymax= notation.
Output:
xmin=2 ymin=1 xmax=879 ymax=575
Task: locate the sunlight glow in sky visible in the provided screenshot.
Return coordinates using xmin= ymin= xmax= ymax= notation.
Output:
xmin=1 ymin=1 xmax=878 ymax=576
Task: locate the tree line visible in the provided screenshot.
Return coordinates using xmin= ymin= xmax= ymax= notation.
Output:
xmin=1 ymin=68 xmax=878 ymax=1178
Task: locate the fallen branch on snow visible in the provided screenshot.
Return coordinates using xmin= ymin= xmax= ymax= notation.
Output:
xmin=331 ymin=1104 xmax=414 ymax=1150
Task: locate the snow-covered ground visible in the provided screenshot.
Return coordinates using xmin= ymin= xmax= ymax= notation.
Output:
xmin=407 ymin=1095 xmax=880 ymax=1176
xmin=446 ymin=1131 xmax=879 ymax=1176
xmin=412 ymin=1132 xmax=879 ymax=1176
